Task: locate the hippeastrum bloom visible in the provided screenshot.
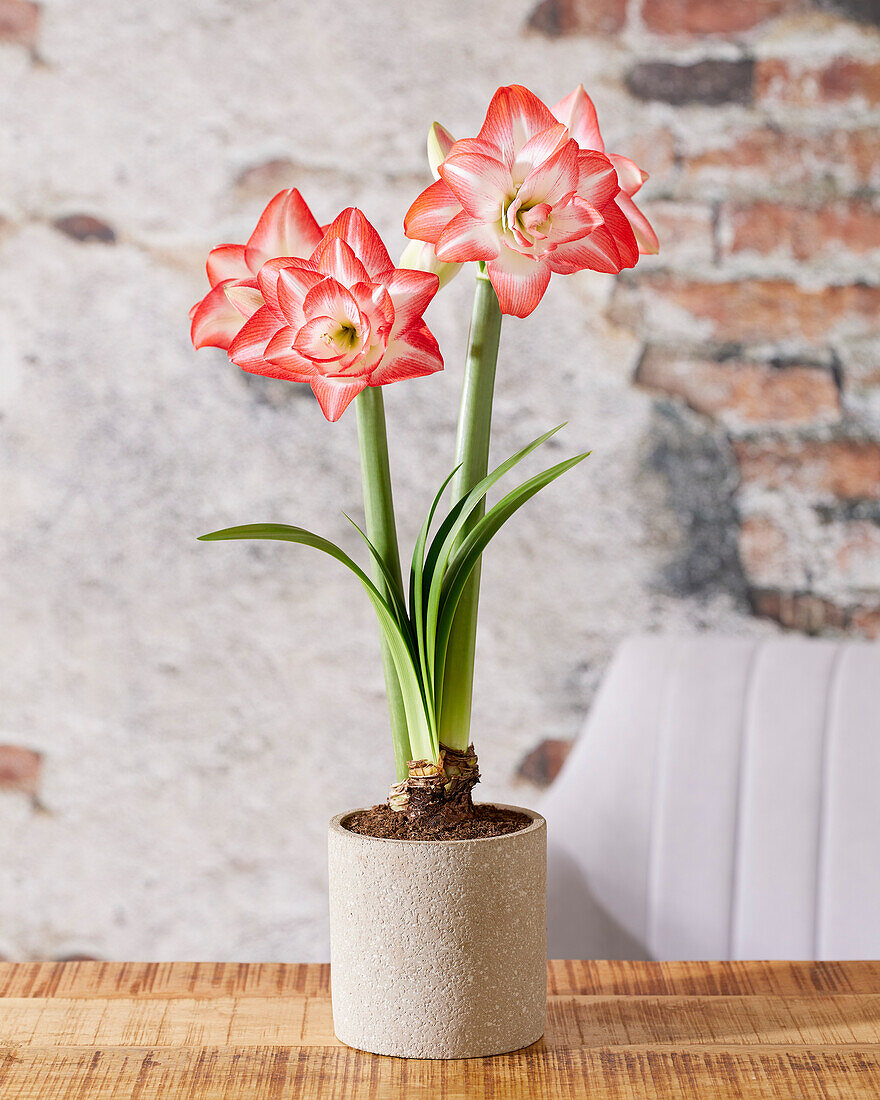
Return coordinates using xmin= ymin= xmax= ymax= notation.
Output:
xmin=226 ymin=208 xmax=443 ymax=421
xmin=190 ymin=188 xmax=323 ymax=351
xmin=551 ymin=85 xmax=658 ymax=258
xmin=404 ymin=84 xmax=653 ymax=317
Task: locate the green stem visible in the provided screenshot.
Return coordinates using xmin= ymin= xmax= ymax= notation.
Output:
xmin=356 ymin=387 xmax=411 ymax=781
xmin=438 ymin=267 xmax=503 ymax=751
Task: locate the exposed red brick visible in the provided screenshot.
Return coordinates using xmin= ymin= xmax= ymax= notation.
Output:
xmin=635 ymin=277 xmax=880 ymax=343
xmin=739 ymin=515 xmax=790 ymax=585
xmin=637 ymin=350 xmax=840 ymax=427
xmin=834 ymin=520 xmax=880 ymax=584
xmin=624 ymin=128 xmax=677 ymax=187
xmin=638 ymin=201 xmax=715 ymax=265
xmin=53 ymin=214 xmax=116 ymax=244
xmin=0 ymin=0 xmax=39 ymax=47
xmin=756 ymin=57 xmax=880 ymax=106
xmin=734 ymin=439 xmax=880 ymax=498
xmin=526 ymin=0 xmax=627 ymax=35
xmin=683 ymin=128 xmax=879 ymax=198
xmin=642 ymin=0 xmax=793 ymax=34
xmin=725 ymin=200 xmax=880 ymax=261
xmin=851 ymin=605 xmax=880 ymax=638
xmin=0 ymin=745 xmax=41 ymax=796
xmin=517 ymin=738 xmax=573 ymax=787
xmin=751 ymin=589 xmax=850 ymax=632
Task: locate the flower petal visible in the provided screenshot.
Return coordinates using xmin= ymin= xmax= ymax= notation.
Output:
xmin=547 ymin=232 xmax=621 ymax=275
xmin=447 ymin=135 xmax=506 ymax=162
xmin=370 ymin=324 xmax=443 ymax=385
xmin=616 ymin=192 xmax=659 ymax=255
xmin=312 ymin=236 xmax=370 ymax=286
xmin=190 ymin=282 xmax=246 ymax=350
xmin=610 ymin=153 xmax=648 ymax=197
xmin=477 ymin=85 xmax=558 ymax=167
xmin=310 ymin=375 xmax=368 ymax=422
xmin=262 ymin=260 xmax=322 ymax=320
xmin=228 ymin=305 xmax=283 ymax=371
xmin=438 ymin=152 xmax=512 ymax=222
xmin=546 ymin=195 xmax=604 ymax=246
xmin=263 ymin=327 xmax=322 ymax=379
xmin=317 ymin=208 xmax=393 ymax=280
xmin=293 ymin=315 xmax=350 ymax=362
xmin=404 ymin=178 xmax=462 ymax=245
xmin=224 ymin=282 xmax=264 ymax=319
xmin=486 ymin=247 xmax=552 ymax=318
xmin=547 ymin=202 xmax=638 ymax=274
xmin=350 ymin=281 xmax=396 ymax=337
xmin=551 ymin=85 xmax=605 ymax=153
xmin=575 ymin=150 xmax=620 ymax=209
xmin=603 ymin=200 xmax=640 ymax=267
xmin=515 ymin=138 xmax=580 ymax=207
xmin=435 ymin=210 xmax=502 ymax=263
xmin=511 ymin=122 xmax=569 ymax=186
xmin=244 ymin=189 xmax=323 ymax=273
xmin=302 ymin=278 xmax=361 ymax=327
xmin=206 ymin=244 xmax=249 ymax=286
xmin=375 ymin=267 xmax=439 ymax=335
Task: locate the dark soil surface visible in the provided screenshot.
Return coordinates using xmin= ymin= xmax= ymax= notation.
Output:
xmin=343 ymin=803 xmax=533 ymax=841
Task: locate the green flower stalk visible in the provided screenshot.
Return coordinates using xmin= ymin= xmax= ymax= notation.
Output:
xmin=439 ymin=267 xmax=503 ymax=753
xmin=355 ymin=387 xmax=411 ymax=782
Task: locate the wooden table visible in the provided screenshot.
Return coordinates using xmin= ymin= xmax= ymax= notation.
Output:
xmin=1 ymin=960 xmax=879 ymax=1097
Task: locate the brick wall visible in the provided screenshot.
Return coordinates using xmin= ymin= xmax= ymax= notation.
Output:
xmin=620 ymin=0 xmax=880 ymax=635
xmin=2 ymin=0 xmax=878 ymax=955
xmin=520 ymin=0 xmax=880 ymax=784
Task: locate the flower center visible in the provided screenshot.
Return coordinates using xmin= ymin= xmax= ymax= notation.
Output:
xmin=503 ymin=193 xmax=554 ymax=256
xmin=323 ymin=323 xmax=359 ymax=354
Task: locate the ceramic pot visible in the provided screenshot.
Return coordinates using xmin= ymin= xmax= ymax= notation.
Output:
xmin=328 ymin=804 xmax=546 ymax=1059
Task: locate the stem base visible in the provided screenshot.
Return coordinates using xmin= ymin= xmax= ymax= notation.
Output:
xmin=388 ymin=744 xmax=481 ymax=832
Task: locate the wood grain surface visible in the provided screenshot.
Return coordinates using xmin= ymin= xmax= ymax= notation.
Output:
xmin=1 ymin=960 xmax=878 ymax=1097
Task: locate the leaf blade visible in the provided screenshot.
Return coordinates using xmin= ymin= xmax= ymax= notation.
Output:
xmin=433 ymin=452 xmax=590 ymax=701
xmin=198 ymin=523 xmax=437 ymax=761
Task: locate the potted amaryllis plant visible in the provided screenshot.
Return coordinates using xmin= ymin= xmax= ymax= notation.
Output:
xmin=191 ymin=83 xmax=656 ymax=1058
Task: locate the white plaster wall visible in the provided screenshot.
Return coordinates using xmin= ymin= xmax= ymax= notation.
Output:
xmin=0 ymin=0 xmax=761 ymax=961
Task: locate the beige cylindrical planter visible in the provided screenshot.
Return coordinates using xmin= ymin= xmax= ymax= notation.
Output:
xmin=328 ymin=805 xmax=546 ymax=1059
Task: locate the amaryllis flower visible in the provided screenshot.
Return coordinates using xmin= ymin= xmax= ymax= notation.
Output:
xmin=404 ymin=85 xmax=654 ymax=318
xmin=551 ymin=85 xmax=659 ymax=258
xmin=226 ymin=208 xmax=443 ymax=421
xmin=190 ymin=189 xmax=323 ymax=351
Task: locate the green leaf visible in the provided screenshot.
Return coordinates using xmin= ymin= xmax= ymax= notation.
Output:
xmin=343 ymin=513 xmax=411 ymax=638
xmin=409 ymin=464 xmax=461 ymax=714
xmin=198 ymin=523 xmax=436 ymax=761
xmin=422 ymin=424 xmax=566 ymax=688
xmin=433 ymin=452 xmax=590 ymax=701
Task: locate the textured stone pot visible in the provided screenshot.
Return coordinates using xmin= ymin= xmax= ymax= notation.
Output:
xmin=328 ymin=804 xmax=546 ymax=1059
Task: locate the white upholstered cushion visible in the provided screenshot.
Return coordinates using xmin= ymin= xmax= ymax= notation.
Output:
xmin=542 ymin=635 xmax=880 ymax=960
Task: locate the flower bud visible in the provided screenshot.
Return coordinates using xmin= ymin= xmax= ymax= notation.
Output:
xmin=427 ymin=122 xmax=455 ymax=180
xmin=398 ymin=239 xmax=461 ymax=288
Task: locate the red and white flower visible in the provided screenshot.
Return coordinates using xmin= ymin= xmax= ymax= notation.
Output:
xmin=551 ymin=84 xmax=659 ymax=258
xmin=225 ymin=208 xmax=443 ymax=421
xmin=189 ymin=188 xmax=323 ymax=351
xmin=404 ymin=84 xmax=656 ymax=318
